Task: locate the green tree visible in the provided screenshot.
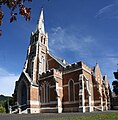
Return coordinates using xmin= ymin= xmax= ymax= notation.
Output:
xmin=112 ymin=81 xmax=118 ymax=95
xmin=113 ymin=72 xmax=118 ymax=95
xmin=3 ymin=97 xmax=14 ymax=113
xmin=0 ymin=104 xmax=5 ymax=113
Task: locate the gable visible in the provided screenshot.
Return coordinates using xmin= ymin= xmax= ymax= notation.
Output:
xmin=18 ymin=72 xmax=31 ymax=86
xmin=103 ymin=75 xmax=109 ymax=88
xmin=47 ymin=52 xmax=68 ymax=70
xmin=93 ymin=64 xmax=103 ymax=84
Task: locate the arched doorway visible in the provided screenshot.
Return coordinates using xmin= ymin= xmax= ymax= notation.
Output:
xmin=21 ymin=81 xmax=27 ymax=110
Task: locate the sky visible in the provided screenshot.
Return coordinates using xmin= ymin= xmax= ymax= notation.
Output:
xmin=0 ymin=0 xmax=118 ymax=96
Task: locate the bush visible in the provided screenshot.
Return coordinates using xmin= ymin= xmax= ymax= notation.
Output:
xmin=0 ymin=105 xmax=5 ymax=113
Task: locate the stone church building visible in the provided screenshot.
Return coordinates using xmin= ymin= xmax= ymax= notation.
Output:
xmin=13 ymin=9 xmax=110 ymax=114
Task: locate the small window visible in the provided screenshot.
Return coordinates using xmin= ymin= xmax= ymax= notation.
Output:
xmin=44 ymin=38 xmax=45 ymax=44
xmin=41 ymin=36 xmax=43 ymax=43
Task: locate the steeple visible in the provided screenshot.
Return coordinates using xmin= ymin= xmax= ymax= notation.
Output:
xmin=37 ymin=8 xmax=45 ymax=34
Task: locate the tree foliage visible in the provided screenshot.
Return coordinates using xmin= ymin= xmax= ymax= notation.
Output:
xmin=0 ymin=95 xmax=14 ymax=113
xmin=112 ymin=71 xmax=118 ymax=95
xmin=4 ymin=97 xmax=14 ymax=113
xmin=112 ymin=80 xmax=118 ymax=95
xmin=0 ymin=105 xmax=5 ymax=113
xmin=0 ymin=0 xmax=32 ymax=36
xmin=0 ymin=0 xmax=32 ymax=24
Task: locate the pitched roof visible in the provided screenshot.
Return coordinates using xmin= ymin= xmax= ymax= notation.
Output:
xmin=48 ymin=52 xmax=69 ymax=68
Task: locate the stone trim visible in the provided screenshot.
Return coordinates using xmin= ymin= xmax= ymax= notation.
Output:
xmin=28 ymin=100 xmax=39 ymax=105
xmin=28 ymin=108 xmax=40 ymax=113
xmin=63 ymin=82 xmax=79 ymax=88
xmin=40 ymin=101 xmax=57 ymax=105
xmin=63 ymin=101 xmax=79 ymax=104
xmin=63 ymin=66 xmax=91 ymax=75
xmin=94 ymin=100 xmax=101 ymax=103
xmin=50 ymin=85 xmax=56 ymax=88
xmin=63 ymin=84 xmax=68 ymax=87
xmin=39 ymin=75 xmax=53 ymax=80
xmin=74 ymin=82 xmax=79 ymax=85
xmin=40 ymin=107 xmax=58 ymax=110
xmin=82 ymin=66 xmax=91 ymax=74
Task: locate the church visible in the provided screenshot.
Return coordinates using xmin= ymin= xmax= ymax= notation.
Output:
xmin=12 ymin=9 xmax=110 ymax=114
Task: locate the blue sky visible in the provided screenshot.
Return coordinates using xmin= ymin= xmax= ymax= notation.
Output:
xmin=0 ymin=0 xmax=118 ymax=96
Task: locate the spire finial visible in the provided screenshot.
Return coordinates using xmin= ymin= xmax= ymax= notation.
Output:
xmin=37 ymin=8 xmax=45 ymax=33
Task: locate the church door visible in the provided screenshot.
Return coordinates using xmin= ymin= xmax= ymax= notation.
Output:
xmin=21 ymin=82 xmax=27 ymax=110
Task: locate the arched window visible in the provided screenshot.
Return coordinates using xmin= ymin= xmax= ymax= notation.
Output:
xmin=68 ymin=80 xmax=74 ymax=102
xmin=42 ymin=56 xmax=45 ymax=73
xmin=31 ymin=61 xmax=34 ymax=79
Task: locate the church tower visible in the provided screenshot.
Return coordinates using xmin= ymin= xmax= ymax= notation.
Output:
xmin=24 ymin=8 xmax=48 ymax=83
xmin=13 ymin=9 xmax=48 ymax=113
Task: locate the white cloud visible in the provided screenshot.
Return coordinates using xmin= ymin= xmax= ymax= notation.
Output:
xmin=0 ymin=68 xmax=19 ymax=96
xmin=96 ymin=2 xmax=118 ymax=19
xmin=96 ymin=4 xmax=114 ymax=17
xmin=49 ymin=26 xmax=95 ymax=55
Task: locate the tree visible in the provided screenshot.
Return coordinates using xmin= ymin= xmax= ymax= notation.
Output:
xmin=112 ymin=72 xmax=118 ymax=95
xmin=0 ymin=0 xmax=32 ymax=24
xmin=4 ymin=97 xmax=14 ymax=113
xmin=0 ymin=105 xmax=5 ymax=113
xmin=0 ymin=0 xmax=32 ymax=36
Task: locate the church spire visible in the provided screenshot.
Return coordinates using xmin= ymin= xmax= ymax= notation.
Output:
xmin=37 ymin=8 xmax=45 ymax=34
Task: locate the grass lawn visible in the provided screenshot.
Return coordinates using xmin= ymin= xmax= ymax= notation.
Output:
xmin=49 ymin=112 xmax=118 ymax=120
